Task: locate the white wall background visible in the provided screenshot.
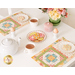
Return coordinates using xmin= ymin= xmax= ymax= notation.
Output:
xmin=0 ymin=8 xmax=75 ymax=28
xmin=61 ymin=8 xmax=75 ymax=28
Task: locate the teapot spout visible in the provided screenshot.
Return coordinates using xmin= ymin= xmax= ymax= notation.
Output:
xmin=18 ymin=37 xmax=21 ymax=46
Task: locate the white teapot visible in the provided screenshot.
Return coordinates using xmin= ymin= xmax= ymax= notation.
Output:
xmin=0 ymin=37 xmax=21 ymax=56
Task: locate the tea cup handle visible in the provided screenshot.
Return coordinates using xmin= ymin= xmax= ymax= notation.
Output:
xmin=38 ymin=19 xmax=40 ymax=22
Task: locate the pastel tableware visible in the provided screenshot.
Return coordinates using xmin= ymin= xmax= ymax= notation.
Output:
xmin=53 ymin=28 xmax=59 ymax=39
xmin=30 ymin=18 xmax=39 ymax=27
xmin=10 ymin=27 xmax=15 ymax=38
xmin=44 ymin=22 xmax=53 ymax=32
xmin=0 ymin=37 xmax=21 ymax=56
xmin=27 ymin=30 xmax=46 ymax=43
xmin=24 ymin=42 xmax=35 ymax=53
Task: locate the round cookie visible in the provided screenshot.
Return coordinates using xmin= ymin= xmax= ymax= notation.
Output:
xmin=29 ymin=35 xmax=35 ymax=41
xmin=33 ymin=33 xmax=40 ymax=40
xmin=38 ymin=37 xmax=44 ymax=41
xmin=17 ymin=16 xmax=25 ymax=21
xmin=34 ymin=40 xmax=39 ymax=42
xmin=29 ymin=32 xmax=37 ymax=36
xmin=39 ymin=33 xmax=45 ymax=38
xmin=62 ymin=44 xmax=71 ymax=51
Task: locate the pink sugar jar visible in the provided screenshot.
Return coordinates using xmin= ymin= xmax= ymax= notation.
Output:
xmin=44 ymin=22 xmax=53 ymax=32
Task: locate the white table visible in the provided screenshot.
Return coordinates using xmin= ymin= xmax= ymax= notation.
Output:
xmin=0 ymin=8 xmax=75 ymax=67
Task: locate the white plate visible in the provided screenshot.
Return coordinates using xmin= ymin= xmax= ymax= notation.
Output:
xmin=15 ymin=14 xmax=29 ymax=22
xmin=58 ymin=41 xmax=75 ymax=53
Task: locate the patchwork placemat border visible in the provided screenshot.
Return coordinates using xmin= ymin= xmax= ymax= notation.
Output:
xmin=0 ymin=11 xmax=30 ymax=36
xmin=11 ymin=11 xmax=31 ymax=26
xmin=0 ymin=17 xmax=21 ymax=36
xmin=32 ymin=37 xmax=75 ymax=67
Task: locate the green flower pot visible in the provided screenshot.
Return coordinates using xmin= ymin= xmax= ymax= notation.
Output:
xmin=49 ymin=17 xmax=61 ymax=26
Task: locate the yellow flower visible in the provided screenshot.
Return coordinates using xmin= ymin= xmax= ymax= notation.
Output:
xmin=53 ymin=10 xmax=59 ymax=14
xmin=51 ymin=13 xmax=61 ymax=20
xmin=50 ymin=15 xmax=55 ymax=20
xmin=52 ymin=16 xmax=57 ymax=20
xmin=57 ymin=14 xmax=61 ymax=18
xmin=59 ymin=8 xmax=63 ymax=10
xmin=48 ymin=8 xmax=61 ymax=20
xmin=54 ymin=8 xmax=58 ymax=11
xmin=53 ymin=10 xmax=57 ymax=13
xmin=49 ymin=11 xmax=53 ymax=15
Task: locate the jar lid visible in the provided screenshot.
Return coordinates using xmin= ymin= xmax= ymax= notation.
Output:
xmin=2 ymin=38 xmax=13 ymax=46
xmin=44 ymin=22 xmax=53 ymax=27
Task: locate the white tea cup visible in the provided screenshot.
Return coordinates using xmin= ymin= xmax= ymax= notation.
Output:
xmin=24 ymin=42 xmax=35 ymax=53
xmin=30 ymin=18 xmax=39 ymax=27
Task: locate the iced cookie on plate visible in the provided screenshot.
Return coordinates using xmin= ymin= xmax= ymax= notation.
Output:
xmin=17 ymin=16 xmax=25 ymax=21
xmin=27 ymin=30 xmax=46 ymax=43
xmin=58 ymin=41 xmax=75 ymax=53
xmin=29 ymin=35 xmax=35 ymax=41
xmin=62 ymin=44 xmax=71 ymax=51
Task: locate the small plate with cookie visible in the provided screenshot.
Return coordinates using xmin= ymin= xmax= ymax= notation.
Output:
xmin=27 ymin=30 xmax=47 ymax=43
xmin=58 ymin=41 xmax=75 ymax=53
xmin=17 ymin=14 xmax=29 ymax=22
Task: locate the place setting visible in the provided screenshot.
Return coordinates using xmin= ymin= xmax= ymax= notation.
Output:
xmin=0 ymin=11 xmax=30 ymax=36
xmin=32 ymin=37 xmax=75 ymax=67
xmin=0 ymin=8 xmax=75 ymax=67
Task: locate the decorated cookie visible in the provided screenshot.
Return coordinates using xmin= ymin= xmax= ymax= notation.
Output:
xmin=34 ymin=40 xmax=40 ymax=42
xmin=33 ymin=33 xmax=40 ymax=39
xmin=29 ymin=35 xmax=35 ymax=41
xmin=38 ymin=37 xmax=44 ymax=41
xmin=62 ymin=44 xmax=71 ymax=51
xmin=39 ymin=33 xmax=45 ymax=38
xmin=28 ymin=30 xmax=46 ymax=43
xmin=29 ymin=32 xmax=37 ymax=36
xmin=17 ymin=16 xmax=25 ymax=21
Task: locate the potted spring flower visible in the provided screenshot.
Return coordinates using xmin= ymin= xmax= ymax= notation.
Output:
xmin=40 ymin=8 xmax=68 ymax=26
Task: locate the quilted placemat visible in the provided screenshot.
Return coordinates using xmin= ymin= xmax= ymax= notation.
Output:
xmin=32 ymin=37 xmax=75 ymax=67
xmin=11 ymin=11 xmax=30 ymax=26
xmin=0 ymin=11 xmax=30 ymax=36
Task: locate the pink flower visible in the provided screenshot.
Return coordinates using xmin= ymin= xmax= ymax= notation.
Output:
xmin=57 ymin=8 xmax=67 ymax=16
xmin=41 ymin=8 xmax=48 ymax=12
xmin=40 ymin=8 xmax=68 ymax=18
xmin=57 ymin=9 xmax=62 ymax=14
xmin=47 ymin=8 xmax=54 ymax=13
xmin=61 ymin=9 xmax=66 ymax=16
xmin=65 ymin=13 xmax=68 ymax=18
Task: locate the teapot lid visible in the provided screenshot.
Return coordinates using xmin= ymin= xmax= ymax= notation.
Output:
xmin=2 ymin=38 xmax=13 ymax=46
